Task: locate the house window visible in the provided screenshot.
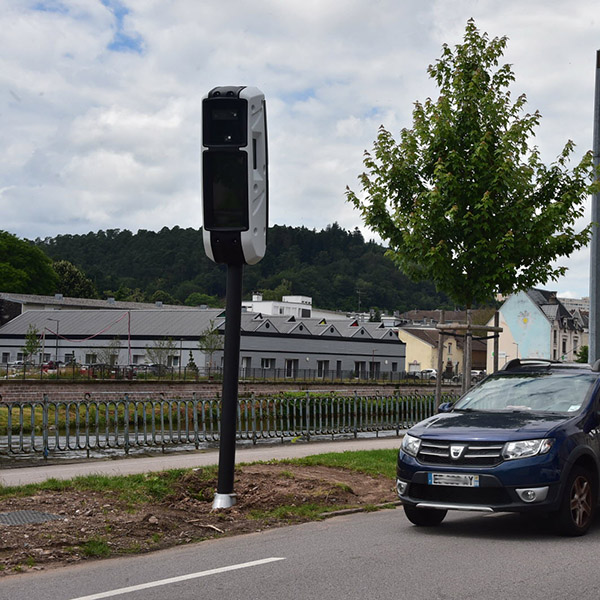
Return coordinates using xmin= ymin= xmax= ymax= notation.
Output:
xmin=391 ymin=362 xmax=398 ymax=372
xmin=317 ymin=360 xmax=329 ymax=378
xmin=261 ymin=358 xmax=275 ymax=370
xmin=336 ymin=360 xmax=342 ymax=377
xmin=562 ymin=338 xmax=567 ymax=355
xmin=369 ymin=361 xmax=380 ymax=378
xmin=85 ymin=353 xmax=97 ymax=364
xmin=447 ymin=343 xmax=453 ymax=355
xmin=354 ymin=361 xmax=367 ymax=378
xmin=132 ymin=354 xmax=144 ymax=365
xmin=1 ymin=352 xmax=9 ymax=363
xmin=553 ymin=330 xmax=557 ymax=344
xmin=241 ymin=357 xmax=252 ymax=375
xmin=285 ymin=359 xmax=298 ymax=378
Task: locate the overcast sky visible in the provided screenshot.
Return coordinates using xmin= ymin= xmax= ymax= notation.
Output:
xmin=1 ymin=0 xmax=599 ymax=299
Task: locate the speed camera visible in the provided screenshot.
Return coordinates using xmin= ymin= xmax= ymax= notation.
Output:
xmin=201 ymin=86 xmax=268 ymax=265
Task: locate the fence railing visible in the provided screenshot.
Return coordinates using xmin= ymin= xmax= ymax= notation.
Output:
xmin=0 ymin=392 xmax=456 ymax=458
xmin=0 ymin=363 xmax=465 ymax=386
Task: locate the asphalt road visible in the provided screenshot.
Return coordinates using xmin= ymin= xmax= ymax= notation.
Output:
xmin=3 ymin=507 xmax=600 ymax=600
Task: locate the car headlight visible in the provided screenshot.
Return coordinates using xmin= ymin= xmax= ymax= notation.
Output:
xmin=401 ymin=434 xmax=421 ymax=457
xmin=502 ymin=439 xmax=553 ymax=460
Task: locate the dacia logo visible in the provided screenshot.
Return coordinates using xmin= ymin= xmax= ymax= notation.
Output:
xmin=450 ymin=445 xmax=466 ymax=460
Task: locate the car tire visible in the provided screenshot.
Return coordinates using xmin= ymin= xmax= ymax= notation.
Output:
xmin=403 ymin=505 xmax=447 ymax=527
xmin=554 ymin=466 xmax=597 ymax=536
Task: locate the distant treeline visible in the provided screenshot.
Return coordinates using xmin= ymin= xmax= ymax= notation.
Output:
xmin=35 ymin=223 xmax=452 ymax=313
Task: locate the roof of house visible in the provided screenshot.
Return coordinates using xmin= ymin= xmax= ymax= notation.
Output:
xmin=0 ymin=309 xmax=224 ymax=338
xmin=0 ymin=292 xmax=195 ymax=312
xmin=398 ymin=327 xmax=487 ymax=351
xmin=525 ymin=288 xmax=580 ymax=330
xmin=0 ymin=310 xmax=403 ymax=343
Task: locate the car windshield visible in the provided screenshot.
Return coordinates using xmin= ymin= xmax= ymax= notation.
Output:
xmin=454 ymin=372 xmax=598 ymax=414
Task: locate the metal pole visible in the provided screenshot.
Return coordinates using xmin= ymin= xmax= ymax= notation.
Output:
xmin=463 ymin=309 xmax=473 ymax=393
xmin=589 ymin=50 xmax=600 ymax=364
xmin=213 ymin=263 xmax=243 ymax=509
xmin=493 ymin=311 xmax=500 ymax=373
xmin=435 ymin=310 xmax=445 ymax=409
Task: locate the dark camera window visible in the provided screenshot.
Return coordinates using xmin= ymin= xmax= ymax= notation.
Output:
xmin=203 ymin=98 xmax=247 ymax=147
xmin=203 ymin=151 xmax=249 ymax=231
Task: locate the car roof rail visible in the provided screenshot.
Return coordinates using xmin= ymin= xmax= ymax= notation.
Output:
xmin=502 ymin=358 xmax=593 ymax=372
xmin=501 ymin=358 xmax=558 ymax=371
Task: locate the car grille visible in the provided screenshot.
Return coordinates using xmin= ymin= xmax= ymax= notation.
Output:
xmin=417 ymin=440 xmax=504 ymax=467
xmin=409 ymin=483 xmax=512 ymax=506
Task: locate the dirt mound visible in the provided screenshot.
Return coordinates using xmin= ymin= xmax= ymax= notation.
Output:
xmin=0 ymin=464 xmax=398 ymax=575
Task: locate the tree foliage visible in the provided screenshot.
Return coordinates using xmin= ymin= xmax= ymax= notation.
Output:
xmin=22 ymin=324 xmax=42 ymax=362
xmin=197 ymin=319 xmax=224 ymax=369
xmin=346 ymin=19 xmax=598 ymax=307
xmin=0 ymin=231 xmax=58 ymax=294
xmin=53 ymin=260 xmax=98 ymax=299
xmin=145 ymin=337 xmax=177 ymax=366
xmin=35 ymin=224 xmax=452 ymax=312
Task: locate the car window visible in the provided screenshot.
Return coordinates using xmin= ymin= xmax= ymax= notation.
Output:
xmin=455 ymin=372 xmax=598 ymax=414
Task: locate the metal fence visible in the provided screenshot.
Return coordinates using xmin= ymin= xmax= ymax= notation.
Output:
xmin=0 ymin=392 xmax=456 ymax=458
xmin=1 ymin=363 xmax=459 ymax=386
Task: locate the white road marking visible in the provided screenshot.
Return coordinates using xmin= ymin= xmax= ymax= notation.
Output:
xmin=68 ymin=557 xmax=286 ymax=600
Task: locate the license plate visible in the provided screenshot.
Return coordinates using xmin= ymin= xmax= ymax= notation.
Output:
xmin=427 ymin=473 xmax=480 ymax=487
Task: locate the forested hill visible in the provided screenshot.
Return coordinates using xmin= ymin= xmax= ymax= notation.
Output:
xmin=35 ymin=224 xmax=451 ymax=313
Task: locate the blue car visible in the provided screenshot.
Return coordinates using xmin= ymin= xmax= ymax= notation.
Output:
xmin=396 ymin=359 xmax=600 ymax=536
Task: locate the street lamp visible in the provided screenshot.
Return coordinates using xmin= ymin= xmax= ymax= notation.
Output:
xmin=47 ymin=318 xmax=60 ymax=364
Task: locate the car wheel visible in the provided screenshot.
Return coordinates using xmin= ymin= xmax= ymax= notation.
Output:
xmin=403 ymin=505 xmax=447 ymax=527
xmin=555 ymin=466 xmax=596 ymax=536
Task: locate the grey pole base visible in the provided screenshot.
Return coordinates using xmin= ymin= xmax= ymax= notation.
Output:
xmin=212 ymin=493 xmax=237 ymax=510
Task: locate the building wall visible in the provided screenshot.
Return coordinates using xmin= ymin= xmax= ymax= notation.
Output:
xmin=238 ymin=332 xmax=405 ymax=375
xmin=487 ymin=292 xmax=551 ymax=372
xmin=398 ymin=331 xmax=436 ymax=372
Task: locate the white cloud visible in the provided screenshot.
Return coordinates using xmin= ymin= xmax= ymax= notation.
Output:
xmin=1 ymin=0 xmax=598 ymax=298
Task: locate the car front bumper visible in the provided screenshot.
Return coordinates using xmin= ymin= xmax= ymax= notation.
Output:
xmin=396 ymin=451 xmax=563 ymax=514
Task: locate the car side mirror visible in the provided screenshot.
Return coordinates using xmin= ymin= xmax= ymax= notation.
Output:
xmin=437 ymin=402 xmax=454 ymax=413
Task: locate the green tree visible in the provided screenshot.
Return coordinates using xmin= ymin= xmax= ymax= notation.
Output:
xmin=150 ymin=290 xmax=179 ymax=305
xmin=184 ymin=292 xmax=221 ymax=307
xmin=260 ymin=279 xmax=293 ymax=301
xmin=21 ymin=324 xmax=42 ymax=363
xmin=145 ymin=338 xmax=177 ymax=366
xmin=197 ymin=319 xmax=224 ymax=372
xmin=96 ymin=338 xmax=122 ymax=366
xmin=346 ymin=19 xmax=598 ymax=309
xmin=576 ymin=345 xmax=589 ymax=364
xmin=186 ymin=350 xmax=199 ymax=373
xmin=0 ymin=231 xmax=58 ymax=294
xmin=53 ymin=260 xmax=98 ymax=299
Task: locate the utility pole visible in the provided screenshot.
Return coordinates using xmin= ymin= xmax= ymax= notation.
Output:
xmin=590 ymin=50 xmax=600 ymax=364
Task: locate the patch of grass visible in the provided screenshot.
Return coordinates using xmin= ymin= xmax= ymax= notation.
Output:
xmin=0 ymin=450 xmax=394 ymax=505
xmin=249 ymin=503 xmax=328 ymax=521
xmin=333 ymin=482 xmax=354 ymax=494
xmin=282 ymin=448 xmax=398 ymax=480
xmin=278 ymin=470 xmax=295 ymax=479
xmin=80 ymin=538 xmax=111 ymax=558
